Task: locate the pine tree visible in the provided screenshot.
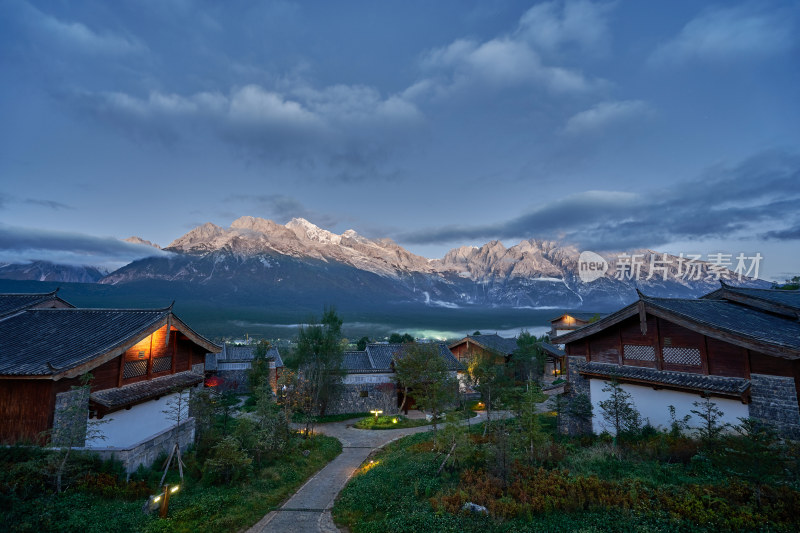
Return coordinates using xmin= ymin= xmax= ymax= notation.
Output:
xmin=598 ymin=379 xmax=641 ymax=441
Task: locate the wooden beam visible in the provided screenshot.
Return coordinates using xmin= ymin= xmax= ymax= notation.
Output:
xmin=654 ymin=317 xmax=664 ymax=371
xmin=117 ymin=353 xmax=124 ymax=388
xmin=638 ymin=300 xmax=648 ymax=335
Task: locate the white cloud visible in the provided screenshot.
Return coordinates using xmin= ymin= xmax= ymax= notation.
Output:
xmin=76 ymin=81 xmax=423 ymax=174
xmin=228 ymin=85 xmax=322 ymax=129
xmin=21 ymin=2 xmax=144 ymax=55
xmin=649 ymin=5 xmax=795 ymax=66
xmin=563 ymin=100 xmax=652 ymax=135
xmin=415 ymin=1 xmax=612 ymax=98
xmin=516 ymin=0 xmax=613 ymax=56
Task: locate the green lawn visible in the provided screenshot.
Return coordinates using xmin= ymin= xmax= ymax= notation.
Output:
xmin=354 ymin=410 xmax=478 ymax=430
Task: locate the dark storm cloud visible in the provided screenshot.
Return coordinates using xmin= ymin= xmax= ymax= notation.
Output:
xmin=762 ymin=226 xmax=800 ymax=240
xmin=0 ymin=224 xmax=169 ymax=267
xmin=399 ymin=151 xmax=800 ymax=250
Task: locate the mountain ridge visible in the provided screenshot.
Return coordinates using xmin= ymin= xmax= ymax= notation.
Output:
xmin=97 ymin=216 xmax=764 ymax=310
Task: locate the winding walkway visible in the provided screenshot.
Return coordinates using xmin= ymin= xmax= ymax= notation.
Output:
xmin=246 ymin=412 xmax=493 ymax=533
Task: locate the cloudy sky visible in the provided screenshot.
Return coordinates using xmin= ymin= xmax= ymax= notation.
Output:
xmin=1 ymin=0 xmax=798 ymax=279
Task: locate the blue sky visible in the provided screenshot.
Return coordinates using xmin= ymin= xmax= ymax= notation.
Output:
xmin=1 ymin=0 xmax=798 ymax=279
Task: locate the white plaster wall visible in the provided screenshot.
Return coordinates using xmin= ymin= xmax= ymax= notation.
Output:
xmin=342 ymin=373 xmax=394 ymax=384
xmin=86 ymin=393 xmax=181 ymax=448
xmin=589 ymin=379 xmax=749 ymax=435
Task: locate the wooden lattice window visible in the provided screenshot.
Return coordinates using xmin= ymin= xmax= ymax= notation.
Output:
xmin=152 ymin=356 xmax=172 ymax=373
xmin=663 ymin=346 xmax=702 ymax=366
xmin=123 ymin=359 xmax=148 ymax=379
xmin=624 ymin=345 xmax=656 ymax=361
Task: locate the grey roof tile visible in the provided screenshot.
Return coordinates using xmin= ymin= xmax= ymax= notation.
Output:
xmin=0 ymin=290 xmax=70 ymax=319
xmin=576 ymin=361 xmax=750 ymax=396
xmin=365 ymin=343 xmax=463 ymax=371
xmin=217 ymin=344 xmax=283 ymax=367
xmin=342 ymin=350 xmax=377 ymax=372
xmin=539 ymin=342 xmax=565 ymax=357
xmin=0 ymin=308 xmax=172 ymax=375
xmin=645 ymin=297 xmax=800 ymax=351
xmin=90 ymin=370 xmax=203 ymax=409
xmin=463 ymin=334 xmax=519 ymax=355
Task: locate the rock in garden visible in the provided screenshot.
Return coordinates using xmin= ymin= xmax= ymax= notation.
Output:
xmin=462 ymin=502 xmax=488 ymax=514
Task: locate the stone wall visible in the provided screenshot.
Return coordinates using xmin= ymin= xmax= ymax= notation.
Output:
xmin=749 ymin=373 xmax=800 ymax=439
xmin=558 ymin=356 xmax=593 ymax=436
xmin=215 ymin=369 xmax=250 ymax=392
xmin=52 ymin=388 xmax=90 ymax=447
xmin=326 ymin=383 xmax=398 ymax=415
xmin=86 ymin=418 xmax=196 ymax=475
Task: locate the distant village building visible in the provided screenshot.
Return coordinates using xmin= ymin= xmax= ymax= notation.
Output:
xmin=0 ymin=290 xmax=220 ymax=473
xmin=330 ymin=343 xmax=463 ymax=415
xmin=449 ymin=334 xmax=518 ymax=366
xmin=553 ymin=283 xmax=800 ymax=438
xmin=205 ymin=343 xmax=284 ymax=392
xmin=549 ymin=312 xmax=605 ymax=339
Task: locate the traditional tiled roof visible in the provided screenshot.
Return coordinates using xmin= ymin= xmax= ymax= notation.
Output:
xmin=366 ymin=343 xmax=463 ymax=372
xmin=725 ymin=287 xmax=800 ymax=311
xmin=0 ymin=307 xmax=171 ymax=376
xmin=455 ymin=334 xmax=519 ymax=355
xmin=0 ymin=289 xmax=73 ymax=319
xmin=342 ymin=343 xmax=463 ymax=373
xmin=217 ymin=344 xmax=283 ymax=367
xmin=342 ymin=350 xmax=381 ymax=373
xmin=90 ymin=370 xmax=203 ymax=409
xmin=553 ymin=292 xmax=800 ymax=359
xmin=703 ymin=283 xmax=800 ymax=318
xmin=0 ymin=307 xmax=220 ymax=377
xmin=575 ymin=361 xmax=750 ymax=397
xmin=644 ymin=296 xmax=800 ymax=352
xmin=539 ymin=342 xmax=565 ymax=358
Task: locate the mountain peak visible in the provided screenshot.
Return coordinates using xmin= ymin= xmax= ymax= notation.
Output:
xmin=286 ymin=218 xmax=341 ymax=245
xmin=124 ymin=236 xmax=160 ymax=249
xmin=230 ymin=216 xmax=283 ymax=234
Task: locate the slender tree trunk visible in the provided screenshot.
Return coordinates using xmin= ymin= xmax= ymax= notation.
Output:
xmin=483 ymin=389 xmax=492 ymax=436
xmin=56 ymin=447 xmax=71 ymax=493
xmin=399 ymin=386 xmax=408 ymax=413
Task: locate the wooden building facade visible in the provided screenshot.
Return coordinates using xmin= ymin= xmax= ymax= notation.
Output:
xmin=0 ymin=293 xmax=220 ymax=446
xmin=553 ymin=285 xmax=800 ymax=437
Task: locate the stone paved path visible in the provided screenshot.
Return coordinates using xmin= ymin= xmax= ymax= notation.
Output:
xmin=246 ymin=411 xmax=494 ymax=533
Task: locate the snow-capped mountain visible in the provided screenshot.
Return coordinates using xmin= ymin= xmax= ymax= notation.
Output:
xmin=99 ymin=216 xmax=763 ymax=309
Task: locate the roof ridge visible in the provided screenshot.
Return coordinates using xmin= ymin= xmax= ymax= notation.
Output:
xmin=0 ymin=290 xmax=59 ymax=297
xmin=27 ymin=306 xmax=172 ymax=313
